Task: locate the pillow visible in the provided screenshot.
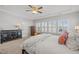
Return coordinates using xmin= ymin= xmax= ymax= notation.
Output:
xmin=58 ymin=35 xmax=65 ymax=44
xmin=58 ymin=32 xmax=69 ymax=45
xmin=66 ymin=36 xmax=79 ymax=50
xmin=66 ymin=33 xmax=79 ymax=50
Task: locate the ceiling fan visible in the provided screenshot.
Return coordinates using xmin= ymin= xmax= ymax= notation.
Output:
xmin=26 ymin=5 xmax=43 ymax=14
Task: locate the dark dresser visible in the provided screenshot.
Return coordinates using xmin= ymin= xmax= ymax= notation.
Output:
xmin=0 ymin=29 xmax=22 ymax=44
xmin=30 ymin=26 xmax=36 ymax=36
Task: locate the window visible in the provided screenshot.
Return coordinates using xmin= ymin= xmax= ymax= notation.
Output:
xmin=35 ymin=19 xmax=69 ymax=34
xmin=36 ymin=22 xmax=41 ymax=33
xmin=44 ymin=22 xmax=48 ymax=32
xmin=52 ymin=20 xmax=57 ymax=33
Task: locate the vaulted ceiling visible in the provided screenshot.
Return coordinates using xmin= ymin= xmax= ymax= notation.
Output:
xmin=0 ymin=5 xmax=79 ymax=20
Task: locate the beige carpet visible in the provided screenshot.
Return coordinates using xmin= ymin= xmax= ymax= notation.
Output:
xmin=0 ymin=39 xmax=24 ymax=54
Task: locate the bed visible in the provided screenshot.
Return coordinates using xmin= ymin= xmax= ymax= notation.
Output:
xmin=21 ymin=33 xmax=79 ymax=54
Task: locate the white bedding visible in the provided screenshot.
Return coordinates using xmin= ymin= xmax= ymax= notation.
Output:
xmin=21 ymin=34 xmax=79 ymax=54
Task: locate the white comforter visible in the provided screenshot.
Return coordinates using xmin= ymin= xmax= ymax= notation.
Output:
xmin=22 ymin=34 xmax=79 ymax=54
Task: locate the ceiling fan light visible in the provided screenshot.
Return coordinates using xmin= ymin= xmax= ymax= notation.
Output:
xmin=32 ymin=11 xmax=38 ymax=14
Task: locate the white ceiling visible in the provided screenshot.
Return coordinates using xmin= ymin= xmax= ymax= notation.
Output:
xmin=0 ymin=5 xmax=79 ymax=20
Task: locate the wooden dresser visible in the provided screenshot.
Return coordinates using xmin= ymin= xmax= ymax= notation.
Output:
xmin=30 ymin=26 xmax=36 ymax=36
xmin=30 ymin=26 xmax=40 ymax=36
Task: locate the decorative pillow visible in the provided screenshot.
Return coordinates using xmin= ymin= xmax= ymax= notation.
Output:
xmin=58 ymin=35 xmax=65 ymax=44
xmin=58 ymin=32 xmax=69 ymax=45
xmin=66 ymin=33 xmax=79 ymax=50
xmin=66 ymin=36 xmax=79 ymax=50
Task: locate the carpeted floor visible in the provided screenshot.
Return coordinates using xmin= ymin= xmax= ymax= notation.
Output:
xmin=0 ymin=39 xmax=24 ymax=54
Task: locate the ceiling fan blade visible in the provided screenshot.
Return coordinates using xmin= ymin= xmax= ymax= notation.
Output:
xmin=38 ymin=11 xmax=42 ymax=13
xmin=26 ymin=10 xmax=31 ymax=11
xmin=28 ymin=5 xmax=32 ymax=8
xmin=38 ymin=7 xmax=43 ymax=9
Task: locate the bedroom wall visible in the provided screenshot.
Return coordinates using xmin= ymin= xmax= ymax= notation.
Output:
xmin=34 ymin=12 xmax=79 ymax=34
xmin=0 ymin=11 xmax=34 ymax=38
